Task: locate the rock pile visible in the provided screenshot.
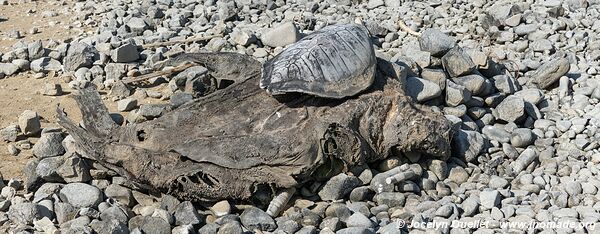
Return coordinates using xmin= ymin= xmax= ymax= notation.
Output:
xmin=1 ymin=0 xmax=600 ymax=233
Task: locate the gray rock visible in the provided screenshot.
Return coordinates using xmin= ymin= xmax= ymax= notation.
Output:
xmin=496 ymin=96 xmax=525 ymax=123
xmin=418 ymin=29 xmax=456 ymax=57
xmin=375 ymin=192 xmax=405 ymax=207
xmin=405 ymin=77 xmax=442 ymax=102
xmin=489 ymin=176 xmax=509 ymax=189
xmin=452 ymin=129 xmax=485 ymax=162
xmin=199 ymin=223 xmax=220 ymax=234
xmin=480 ymin=190 xmax=501 ymax=209
xmin=452 ymin=74 xmax=486 ymax=95
xmin=218 ymin=221 xmax=243 ymax=234
xmin=261 ymin=22 xmax=301 ymax=47
xmin=41 ymin=83 xmax=63 ymax=96
xmin=565 ymin=181 xmax=582 ymax=196
xmin=240 ymin=207 xmax=276 ymax=231
xmin=55 ymin=202 xmax=77 ymax=224
xmin=105 ymin=184 xmax=134 ymax=207
xmin=231 ymin=29 xmax=256 ymax=46
xmin=461 ymin=197 xmax=480 ymax=217
xmin=366 ymin=0 xmax=384 ymax=9
xmin=1 ymin=124 xmax=19 ymax=142
xmin=448 ymin=166 xmax=469 ymax=184
xmin=8 ymin=202 xmax=41 ymax=225
xmin=170 ymin=92 xmax=193 ymax=108
xmin=346 ymin=212 xmax=373 ymax=228
xmin=100 ymin=206 xmax=129 ymax=224
xmin=491 ymin=74 xmax=520 ymax=94
xmin=12 ymin=59 xmax=30 ymax=71
xmin=512 ymin=148 xmax=537 ymax=173
xmin=174 ymin=201 xmax=202 ymax=225
xmin=57 ymin=154 xmax=92 ymax=183
xmin=36 ymin=156 xmax=65 ymax=181
xmin=111 ymin=43 xmax=139 ymax=63
xmin=421 ymin=68 xmax=448 ymax=88
xmin=18 ymin=110 xmax=41 ymax=135
xmin=139 ymin=104 xmax=166 ymax=119
xmin=442 ymin=46 xmax=476 ymax=77
xmin=0 ymin=63 xmax=19 ymax=76
xmin=59 ymin=183 xmax=103 ymax=208
xmin=32 ymin=132 xmax=65 ymax=158
xmin=318 ymin=173 xmax=362 ymax=201
xmin=90 ymin=219 xmax=129 ymax=234
xmin=127 ymin=17 xmax=148 ymax=33
xmin=530 ymin=57 xmax=570 ymax=89
xmin=482 ymin=126 xmax=511 ymax=143
xmin=30 ymin=57 xmax=62 ymax=72
xmin=129 ymin=216 xmax=171 ymax=234
xmin=7 ymin=144 xmax=19 ymax=155
xmin=510 ymin=128 xmax=534 ymax=148
xmin=337 ymin=227 xmax=375 ymax=234
xmin=64 ymin=42 xmax=96 ymax=71
xmin=117 ymin=98 xmax=137 ymax=112
xmin=446 ymin=80 xmax=471 ymax=106
xmin=28 ymin=40 xmax=45 ymax=60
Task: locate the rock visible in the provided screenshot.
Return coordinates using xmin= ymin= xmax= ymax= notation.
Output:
xmin=36 ymin=156 xmax=64 ymax=182
xmin=90 ymin=219 xmax=129 ymax=234
xmin=32 ymin=132 xmax=66 ymax=158
xmin=210 ymin=200 xmax=231 ymax=217
xmin=59 ymin=183 xmax=103 ymax=208
xmin=111 ymin=43 xmax=139 ymax=63
xmin=491 ymin=74 xmax=520 ymax=94
xmin=489 ymin=176 xmax=509 ymax=189
xmin=129 ymin=216 xmax=171 ymax=234
xmin=375 ymin=192 xmax=405 ymax=207
xmin=57 ymin=154 xmax=92 ymax=183
xmin=139 ymin=104 xmax=166 ymax=119
xmin=28 ymin=40 xmax=45 ymax=60
xmin=240 ymin=207 xmax=276 ymax=231
xmin=405 ymin=77 xmax=442 ymax=102
xmin=318 ymin=173 xmax=362 ymax=201
xmin=231 ymin=29 xmax=256 ymax=46
xmin=8 ymin=202 xmax=41 ymax=225
xmin=496 ymin=96 xmax=526 ymax=123
xmin=105 ymin=184 xmax=134 ymax=207
xmin=366 ymin=0 xmax=384 ymax=9
xmin=12 ymin=59 xmax=30 ymax=71
xmin=1 ymin=124 xmax=19 ymax=142
xmin=452 ymin=74 xmax=486 ymax=95
xmin=446 ymin=80 xmax=471 ymax=106
xmin=117 ymin=98 xmax=137 ymax=112
xmin=337 ymin=227 xmax=376 ymax=234
xmin=482 ymin=126 xmax=511 ymax=143
xmin=170 ymin=92 xmax=193 ymax=108
xmin=100 ymin=206 xmax=129 ymax=223
xmin=55 ymin=202 xmax=77 ymax=224
xmin=127 ymin=17 xmax=148 ymax=33
xmin=418 ymin=29 xmax=456 ymax=57
xmin=512 ymin=148 xmax=537 ymax=173
xmin=41 ymin=83 xmax=63 ymax=97
xmin=565 ymin=181 xmax=582 ymax=196
xmin=64 ymin=42 xmax=96 ymax=71
xmin=448 ymin=166 xmax=469 ymax=184
xmin=0 ymin=63 xmax=19 ymax=76
xmin=18 ymin=110 xmax=41 ymax=135
xmin=452 ymin=129 xmax=485 ymax=162
xmin=7 ymin=144 xmax=19 ymax=155
xmin=174 ymin=201 xmax=202 ymax=225
xmin=218 ymin=221 xmax=243 ymax=234
xmin=261 ymin=22 xmax=301 ymax=47
xmin=530 ymin=57 xmax=570 ymax=89
xmin=480 ymin=190 xmax=501 ymax=209
xmin=510 ymin=128 xmax=534 ymax=148
xmin=30 ymin=57 xmax=62 ymax=72
xmin=461 ymin=197 xmax=480 ymax=217
xmin=442 ymin=46 xmax=476 ymax=77
xmin=34 ymin=216 xmax=58 ymax=233
xmin=346 ymin=212 xmax=374 ymax=228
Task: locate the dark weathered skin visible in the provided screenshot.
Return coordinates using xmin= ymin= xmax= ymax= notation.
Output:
xmin=57 ymin=52 xmax=452 ymax=202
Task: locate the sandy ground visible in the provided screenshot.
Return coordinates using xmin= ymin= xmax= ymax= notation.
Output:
xmin=0 ymin=0 xmax=102 ymax=179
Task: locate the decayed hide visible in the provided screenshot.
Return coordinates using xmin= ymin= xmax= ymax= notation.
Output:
xmin=57 ymin=52 xmax=452 ymax=203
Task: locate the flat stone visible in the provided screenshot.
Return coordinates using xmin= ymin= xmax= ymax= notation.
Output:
xmin=30 ymin=57 xmax=62 ymax=72
xmin=129 ymin=216 xmax=171 ymax=234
